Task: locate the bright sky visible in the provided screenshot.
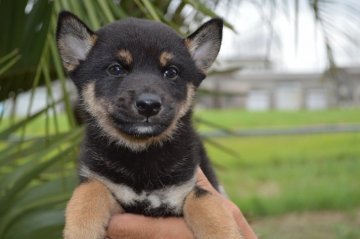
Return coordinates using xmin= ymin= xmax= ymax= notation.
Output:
xmin=216 ymin=0 xmax=360 ymax=73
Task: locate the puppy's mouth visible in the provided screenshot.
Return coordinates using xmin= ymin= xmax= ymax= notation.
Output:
xmin=111 ymin=116 xmax=168 ymax=138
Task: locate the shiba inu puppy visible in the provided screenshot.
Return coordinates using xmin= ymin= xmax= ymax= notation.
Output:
xmin=57 ymin=11 xmax=242 ymax=239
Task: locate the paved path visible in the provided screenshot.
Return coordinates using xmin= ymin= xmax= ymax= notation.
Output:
xmin=201 ymin=124 xmax=360 ymax=138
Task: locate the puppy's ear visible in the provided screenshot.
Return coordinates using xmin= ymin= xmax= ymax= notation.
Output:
xmin=185 ymin=18 xmax=223 ymax=73
xmin=56 ymin=11 xmax=97 ymax=72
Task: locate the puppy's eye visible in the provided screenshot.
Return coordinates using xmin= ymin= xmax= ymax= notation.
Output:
xmin=164 ymin=66 xmax=179 ymax=80
xmin=107 ymin=64 xmax=126 ymax=76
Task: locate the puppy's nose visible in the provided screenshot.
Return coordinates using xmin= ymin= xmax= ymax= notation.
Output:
xmin=135 ymin=93 xmax=162 ymax=117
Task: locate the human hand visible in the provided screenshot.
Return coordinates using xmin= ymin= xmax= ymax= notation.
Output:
xmin=195 ymin=168 xmax=257 ymax=239
xmin=106 ymin=168 xmax=257 ymax=239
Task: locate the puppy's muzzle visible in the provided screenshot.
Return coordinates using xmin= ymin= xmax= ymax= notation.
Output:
xmin=135 ymin=93 xmax=162 ymax=117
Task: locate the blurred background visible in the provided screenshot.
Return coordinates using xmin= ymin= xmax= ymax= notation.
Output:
xmin=0 ymin=0 xmax=359 ymax=238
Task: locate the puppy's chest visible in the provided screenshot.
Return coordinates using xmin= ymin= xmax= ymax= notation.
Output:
xmin=81 ymin=166 xmax=196 ymax=216
xmin=110 ymin=180 xmax=195 ymax=216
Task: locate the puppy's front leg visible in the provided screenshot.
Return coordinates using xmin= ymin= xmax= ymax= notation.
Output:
xmin=64 ymin=180 xmax=121 ymax=239
xmin=183 ymin=187 xmax=243 ymax=239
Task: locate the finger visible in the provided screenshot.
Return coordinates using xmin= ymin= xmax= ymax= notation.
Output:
xmin=196 ymin=168 xmax=258 ymax=239
xmin=220 ymin=196 xmax=257 ymax=239
xmin=231 ymin=208 xmax=258 ymax=239
xmin=107 ymin=214 xmax=149 ymax=239
xmin=107 ymin=213 xmax=194 ymax=239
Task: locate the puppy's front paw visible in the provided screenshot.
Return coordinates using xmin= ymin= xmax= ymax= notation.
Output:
xmin=64 ymin=180 xmax=121 ymax=239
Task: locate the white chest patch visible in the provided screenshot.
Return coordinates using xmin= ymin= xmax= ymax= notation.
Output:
xmin=80 ymin=166 xmax=196 ymax=215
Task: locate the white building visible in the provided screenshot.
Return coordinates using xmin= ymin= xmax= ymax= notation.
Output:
xmin=200 ymin=66 xmax=360 ymax=110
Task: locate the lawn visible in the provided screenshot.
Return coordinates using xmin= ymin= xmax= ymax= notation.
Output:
xmin=192 ymin=109 xmax=360 ymax=215
xmin=195 ymin=108 xmax=360 ymax=239
xmin=205 ymin=133 xmax=360 ymax=216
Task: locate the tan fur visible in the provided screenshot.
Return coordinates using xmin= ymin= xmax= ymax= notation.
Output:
xmin=184 ymin=38 xmax=198 ymax=62
xmin=159 ymin=51 xmax=173 ymax=67
xmin=184 ymin=38 xmax=193 ymax=51
xmin=178 ymin=84 xmax=195 ymax=118
xmin=183 ymin=189 xmax=243 ymax=239
xmin=90 ymin=35 xmax=98 ymax=46
xmin=118 ymin=49 xmax=133 ymax=65
xmin=64 ymin=180 xmax=121 ymax=239
xmin=82 ymin=82 xmax=195 ymax=151
xmin=63 ymin=62 xmax=76 ymax=72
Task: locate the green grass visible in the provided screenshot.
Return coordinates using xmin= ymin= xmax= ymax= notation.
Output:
xmin=252 ymin=208 xmax=360 ymax=239
xmin=0 ymin=114 xmax=72 ymax=136
xmin=205 ymin=133 xmax=360 ymax=217
xmin=195 ymin=108 xmax=360 ymax=218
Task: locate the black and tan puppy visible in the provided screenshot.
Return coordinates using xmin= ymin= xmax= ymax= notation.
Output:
xmin=57 ymin=11 xmax=242 ymax=239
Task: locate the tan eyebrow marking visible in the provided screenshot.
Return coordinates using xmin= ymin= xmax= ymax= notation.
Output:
xmin=118 ymin=49 xmax=133 ymax=65
xmin=159 ymin=51 xmax=174 ymax=67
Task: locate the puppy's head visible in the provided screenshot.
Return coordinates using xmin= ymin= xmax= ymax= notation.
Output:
xmin=56 ymin=11 xmax=222 ymax=151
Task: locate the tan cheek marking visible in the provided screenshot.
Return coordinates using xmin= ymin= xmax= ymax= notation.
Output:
xmin=64 ymin=180 xmax=122 ymax=239
xmin=82 ymin=82 xmax=114 ymax=132
xmin=143 ymin=83 xmax=195 ymax=145
xmin=118 ymin=49 xmax=133 ymax=65
xmin=82 ymin=82 xmax=131 ymax=142
xmin=159 ymin=51 xmax=174 ymax=67
xmin=183 ymin=188 xmax=243 ymax=239
xmin=82 ymin=82 xmax=161 ymax=151
xmin=148 ymin=83 xmax=195 ymax=144
xmin=178 ymin=84 xmax=195 ymax=118
xmin=82 ymin=82 xmax=125 ymax=142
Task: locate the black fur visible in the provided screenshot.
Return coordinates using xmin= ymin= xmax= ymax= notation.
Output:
xmin=81 ymin=112 xmax=219 ymax=189
xmin=57 ymin=11 xmax=223 ymax=217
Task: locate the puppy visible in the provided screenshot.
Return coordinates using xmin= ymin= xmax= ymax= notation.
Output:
xmin=56 ymin=11 xmax=242 ymax=239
